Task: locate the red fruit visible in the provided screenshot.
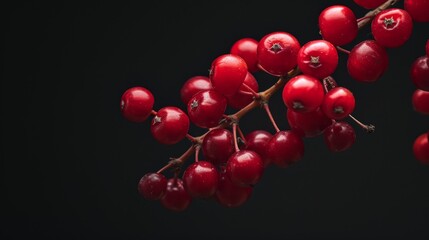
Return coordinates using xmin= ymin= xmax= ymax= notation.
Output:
xmin=150 ymin=107 xmax=190 ymax=145
xmin=319 ymin=5 xmax=358 ymax=46
xmin=230 ymin=38 xmax=259 ymax=72
xmin=183 ymin=161 xmax=219 ymax=198
xmin=404 ymin=0 xmax=429 ymax=22
xmin=257 ymin=32 xmax=301 ymax=76
xmin=215 ymin=169 xmax=253 ymax=207
xmin=323 ymin=122 xmax=356 ymax=152
xmin=287 ymin=108 xmax=333 ymax=137
xmin=227 ymin=72 xmax=259 ymax=110
xmin=267 ymin=131 xmax=305 ymax=167
xmin=410 ymin=56 xmax=429 ymax=91
xmin=412 ymin=89 xmax=429 ymax=114
xmin=413 ymin=133 xmax=429 ymax=164
xmin=210 ymin=54 xmax=248 ymax=97
xmin=371 ymin=9 xmax=413 ymax=48
xmin=347 ymin=40 xmax=389 ymax=82
xmin=187 ymin=90 xmax=227 ymax=128
xmin=226 ymin=150 xmax=264 ymax=186
xmin=282 ymin=75 xmax=325 ymax=113
xmin=297 ymin=40 xmax=338 ymax=79
xmin=353 ymin=0 xmax=386 ymax=9
xmin=180 ymin=76 xmax=212 ymax=105
xmin=244 ymin=130 xmax=273 ymax=167
xmin=120 ymin=87 xmax=154 ymax=122
xmin=138 ymin=173 xmax=167 ymax=200
xmin=161 ymin=178 xmax=192 ymax=211
xmin=322 ymin=87 xmax=356 ymax=120
xmin=202 ymin=128 xmax=234 ymax=165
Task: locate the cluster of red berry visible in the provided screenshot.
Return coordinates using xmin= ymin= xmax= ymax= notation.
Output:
xmin=120 ymin=0 xmax=429 ymax=211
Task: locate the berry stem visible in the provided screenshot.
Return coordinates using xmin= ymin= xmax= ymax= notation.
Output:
xmin=263 ymin=103 xmax=281 ymax=132
xmin=237 ymin=125 xmax=247 ymax=146
xmin=232 ymin=123 xmax=241 ymax=152
xmin=156 ymin=145 xmax=196 ymax=173
xmin=348 ymin=114 xmax=376 ymax=133
xmin=194 ymin=145 xmax=200 ymax=162
xmin=357 ymin=0 xmax=400 ymax=29
xmin=241 ymin=83 xmax=260 ymax=98
xmin=151 ymin=110 xmax=157 ymax=116
xmin=186 ymin=133 xmax=197 ymax=143
xmin=336 ymin=46 xmax=351 ymax=55
xmin=322 ymin=76 xmax=338 ymax=93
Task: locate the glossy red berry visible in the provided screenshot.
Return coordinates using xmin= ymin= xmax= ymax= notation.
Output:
xmin=319 ymin=5 xmax=358 ymax=46
xmin=353 ymin=0 xmax=386 ymax=9
xmin=323 ymin=122 xmax=356 ymax=152
xmin=413 ymin=133 xmax=429 ymax=164
xmin=180 ymin=76 xmax=212 ymax=105
xmin=230 ymin=38 xmax=259 ymax=72
xmin=226 ymin=150 xmax=264 ymax=186
xmin=183 ymin=161 xmax=219 ymax=198
xmin=215 ymin=168 xmax=253 ymax=207
xmin=161 ymin=178 xmax=192 ymax=212
xmin=287 ymin=108 xmax=333 ymax=138
xmin=120 ymin=87 xmax=154 ymax=123
xmin=257 ymin=32 xmax=300 ymax=76
xmin=267 ymin=131 xmax=305 ymax=168
xmin=410 ymin=56 xmax=429 ymax=91
xmin=244 ymin=130 xmax=273 ymax=167
xmin=138 ymin=173 xmax=167 ymax=200
xmin=150 ymin=107 xmax=190 ymax=145
xmin=297 ymin=40 xmax=338 ymax=79
xmin=404 ymin=0 xmax=429 ymax=22
xmin=412 ymin=89 xmax=429 ymax=114
xmin=322 ymin=87 xmax=356 ymax=120
xmin=227 ymin=72 xmax=259 ymax=110
xmin=210 ymin=54 xmax=248 ymax=97
xmin=347 ymin=40 xmax=388 ymax=82
xmin=371 ymin=9 xmax=413 ymax=48
xmin=282 ymin=75 xmax=325 ymax=113
xmin=202 ymin=128 xmax=234 ymax=165
xmin=187 ymin=90 xmax=227 ymax=128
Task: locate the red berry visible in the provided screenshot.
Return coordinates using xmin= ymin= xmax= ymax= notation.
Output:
xmin=202 ymin=128 xmax=234 ymax=165
xmin=353 ymin=0 xmax=386 ymax=9
xmin=244 ymin=130 xmax=273 ymax=167
xmin=230 ymin=38 xmax=259 ymax=72
xmin=187 ymin=90 xmax=227 ymax=128
xmin=404 ymin=0 xmax=429 ymax=22
xmin=226 ymin=150 xmax=264 ymax=186
xmin=413 ymin=133 xmax=429 ymax=164
xmin=410 ymin=56 xmax=429 ymax=91
xmin=371 ymin=9 xmax=413 ymax=48
xmin=120 ymin=87 xmax=154 ymax=123
xmin=282 ymin=75 xmax=325 ymax=113
xmin=257 ymin=32 xmax=300 ymax=76
xmin=227 ymin=72 xmax=259 ymax=110
xmin=412 ymin=89 xmax=429 ymax=114
xmin=287 ymin=108 xmax=333 ymax=138
xmin=180 ymin=76 xmax=212 ymax=105
xmin=267 ymin=131 xmax=304 ymax=168
xmin=322 ymin=87 xmax=356 ymax=120
xmin=138 ymin=173 xmax=167 ymax=200
xmin=215 ymin=168 xmax=253 ymax=207
xmin=183 ymin=161 xmax=219 ymax=198
xmin=297 ymin=40 xmax=338 ymax=79
xmin=161 ymin=178 xmax=192 ymax=211
xmin=150 ymin=107 xmax=190 ymax=145
xmin=210 ymin=54 xmax=248 ymax=97
xmin=323 ymin=122 xmax=356 ymax=152
xmin=319 ymin=5 xmax=358 ymax=46
xmin=347 ymin=40 xmax=388 ymax=83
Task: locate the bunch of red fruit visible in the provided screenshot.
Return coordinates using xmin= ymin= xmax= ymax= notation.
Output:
xmin=120 ymin=0 xmax=429 ymax=211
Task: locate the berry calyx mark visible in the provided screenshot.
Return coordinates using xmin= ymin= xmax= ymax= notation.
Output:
xmin=383 ymin=17 xmax=395 ymax=28
xmin=310 ymin=56 xmax=320 ymax=65
xmin=270 ymin=43 xmax=283 ymax=53
xmin=153 ymin=116 xmax=162 ymax=125
xmin=292 ymin=101 xmax=304 ymax=110
xmin=190 ymin=99 xmax=199 ymax=109
xmin=334 ymin=106 xmax=344 ymax=114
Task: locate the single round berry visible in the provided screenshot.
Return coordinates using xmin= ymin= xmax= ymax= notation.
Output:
xmin=413 ymin=133 xmax=429 ymax=164
xmin=187 ymin=90 xmax=227 ymax=128
xmin=319 ymin=5 xmax=358 ymax=46
xmin=150 ymin=107 xmax=190 ymax=145
xmin=371 ymin=8 xmax=413 ymax=48
xmin=227 ymin=72 xmax=259 ymax=110
xmin=226 ymin=150 xmax=264 ymax=186
xmin=202 ymin=128 xmax=234 ymax=165
xmin=410 ymin=56 xmax=429 ymax=91
xmin=322 ymin=87 xmax=356 ymax=120
xmin=183 ymin=161 xmax=219 ymax=198
xmin=297 ymin=40 xmax=338 ymax=79
xmin=180 ymin=76 xmax=212 ymax=105
xmin=230 ymin=38 xmax=259 ymax=72
xmin=161 ymin=178 xmax=192 ymax=212
xmin=323 ymin=122 xmax=356 ymax=152
xmin=244 ymin=130 xmax=273 ymax=167
xmin=347 ymin=40 xmax=389 ymax=82
xmin=412 ymin=89 xmax=429 ymax=114
xmin=287 ymin=108 xmax=333 ymax=138
xmin=120 ymin=87 xmax=154 ymax=122
xmin=257 ymin=31 xmax=300 ymax=76
xmin=404 ymin=0 xmax=429 ymax=22
xmin=282 ymin=75 xmax=325 ymax=113
xmin=215 ymin=168 xmax=253 ymax=207
xmin=210 ymin=54 xmax=248 ymax=97
xmin=267 ymin=131 xmax=305 ymax=168
xmin=353 ymin=0 xmax=386 ymax=9
xmin=138 ymin=173 xmax=167 ymax=200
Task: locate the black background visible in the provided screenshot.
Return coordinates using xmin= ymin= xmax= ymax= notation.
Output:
xmin=3 ymin=0 xmax=429 ymax=239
